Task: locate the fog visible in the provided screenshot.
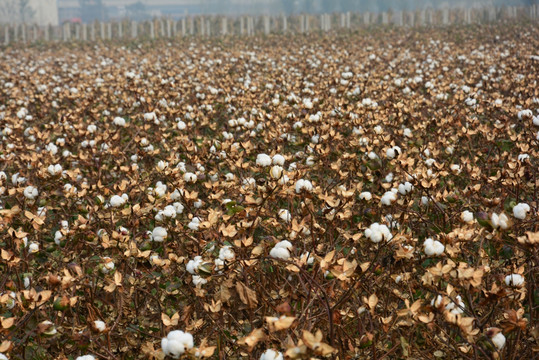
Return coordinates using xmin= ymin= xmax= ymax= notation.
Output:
xmin=0 ymin=0 xmax=537 ymax=25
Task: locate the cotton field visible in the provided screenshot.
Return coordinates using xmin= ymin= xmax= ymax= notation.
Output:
xmin=0 ymin=23 xmax=538 ymax=359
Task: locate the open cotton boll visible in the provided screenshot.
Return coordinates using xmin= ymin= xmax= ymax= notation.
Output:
xmin=151 ymin=227 xmax=167 ymax=242
xmin=278 ymin=209 xmax=291 ymax=222
xmin=364 ymin=223 xmax=392 ymax=243
xmin=461 ymin=210 xmax=474 ymax=223
xmin=517 ymin=109 xmax=532 ymax=120
xmin=272 ymin=154 xmax=285 ymax=165
xmin=386 ymin=146 xmax=401 ymax=159
xmin=162 ymin=205 xmax=177 ymax=218
xmin=504 ymin=274 xmax=524 ymax=287
xmin=113 ymin=117 xmax=126 ymax=126
xmin=491 ymin=212 xmax=510 ymax=229
xmin=359 ymin=191 xmax=372 ymax=201
xmin=380 ymin=191 xmax=397 ymax=206
xmin=423 ymin=238 xmax=445 ymax=256
xmin=24 ymin=186 xmax=38 ymax=200
xmin=47 ymin=164 xmax=63 ymax=176
xmin=183 ymin=172 xmax=197 ymax=183
xmin=186 ymin=256 xmax=203 ymax=274
xmin=110 ymin=194 xmax=127 ymax=207
xmin=219 ymin=246 xmax=235 ymax=261
xmin=192 ymin=275 xmax=207 ymax=286
xmin=488 ymin=329 xmax=506 ymax=350
xmin=517 ymin=154 xmax=529 ymax=162
xmin=270 ymin=240 xmax=293 ymax=260
xmin=260 ymin=349 xmax=284 ymax=360
xmin=403 ymin=128 xmax=412 ymax=138
xmin=295 ymin=179 xmax=313 ymax=193
xmin=445 ymin=295 xmax=465 ymax=315
xmin=75 ymin=356 xmax=96 ymax=360
xmin=94 ymin=320 xmax=106 ymax=332
xmin=188 ymin=217 xmax=201 ymax=230
xmin=513 ymin=203 xmax=530 ymax=219
xmin=28 ymin=242 xmax=39 ymax=253
xmin=256 ymin=153 xmax=272 ymax=167
xmin=398 ymin=182 xmax=413 ymax=195
xmin=161 ymin=330 xmax=194 ymax=359
xmin=270 ymin=165 xmax=283 ymax=179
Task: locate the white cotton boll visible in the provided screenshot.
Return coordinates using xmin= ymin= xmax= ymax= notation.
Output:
xmin=398 ymin=182 xmax=413 ymax=195
xmin=270 ymin=165 xmax=283 ymax=179
xmin=450 ymin=164 xmax=461 ymax=174
xmin=517 ymin=109 xmax=532 ymax=120
xmin=425 ymin=158 xmax=435 ymax=167
xmin=172 ymin=202 xmax=184 ymax=214
xmin=373 ymin=125 xmax=383 ymax=134
xmin=384 ymin=173 xmax=393 ymax=183
xmin=269 ymin=246 xmax=290 ymax=260
xmin=47 ymin=164 xmax=63 ymax=176
xmin=513 ymin=203 xmax=530 ymax=220
xmin=260 ymin=349 xmax=284 ymax=360
xmin=157 ymin=160 xmax=168 ymax=171
xmin=386 ymin=146 xmax=401 ymax=159
xmin=431 ymin=295 xmax=443 ymax=308
xmin=364 ymin=223 xmax=393 ymax=243
xmin=24 ymin=186 xmax=38 ymax=200
xmin=421 ymin=196 xmax=429 ymax=205
xmin=46 ymin=143 xmax=58 ymax=155
xmin=177 ymin=120 xmax=186 ymax=130
xmin=368 ymin=151 xmax=378 ymax=160
xmin=461 ymin=210 xmax=474 ymax=223
xmin=75 ymin=356 xmax=96 ymax=360
xmin=270 ymin=240 xmax=293 ymax=260
xmin=94 ymin=320 xmax=106 ymax=332
xmin=490 ymin=331 xmax=506 ymax=350
xmin=295 ymin=179 xmax=313 ymax=193
xmin=380 ymin=191 xmax=397 ymax=206
xmin=113 ymin=117 xmax=126 ymax=126
xmin=278 ymin=175 xmax=290 ymax=185
xmin=144 ymin=112 xmax=157 ymax=121
xmin=272 ymin=154 xmax=285 ymax=165
xmin=278 ymin=209 xmax=291 ymax=222
xmin=423 ymin=238 xmax=445 ymax=256
xmin=403 ymin=128 xmax=412 ymax=138
xmin=183 ymin=172 xmax=197 ymax=183
xmin=110 ymin=195 xmax=126 ymax=207
xmin=504 ymin=274 xmax=524 ymax=287
xmin=28 ymin=242 xmax=39 ymax=253
xmin=162 ymin=205 xmax=177 ymax=218
xmin=225 ymin=173 xmax=235 ymax=181
xmin=188 ymin=217 xmax=201 ymax=231
xmin=161 ymin=330 xmax=194 ymax=359
xmin=517 ymin=154 xmax=529 ymax=162
xmin=532 ymin=115 xmax=539 ymax=126
xmin=0 ymin=355 xmax=7 ymax=360
xmin=192 ymin=275 xmax=207 ymax=286
xmin=445 ymin=295 xmax=465 ymax=315
xmin=219 ymin=246 xmax=235 ymax=261
xmin=151 ymin=227 xmax=168 ymax=242
xmin=256 ymin=153 xmax=272 ymax=167
xmin=186 ymin=256 xmax=203 ymax=274
xmin=359 ymin=191 xmax=372 ymax=201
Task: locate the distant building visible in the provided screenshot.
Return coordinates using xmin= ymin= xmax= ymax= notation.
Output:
xmin=0 ymin=0 xmax=59 ymax=25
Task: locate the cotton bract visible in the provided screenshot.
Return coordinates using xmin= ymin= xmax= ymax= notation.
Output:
xmin=161 ymin=330 xmax=194 ymax=359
